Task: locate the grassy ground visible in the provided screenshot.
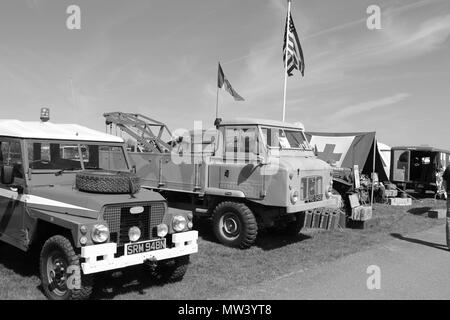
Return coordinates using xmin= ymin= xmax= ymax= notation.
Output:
xmin=0 ymin=197 xmax=446 ymax=300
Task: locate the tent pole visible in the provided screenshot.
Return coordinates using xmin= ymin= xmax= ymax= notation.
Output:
xmin=371 ymin=135 xmax=376 ymax=208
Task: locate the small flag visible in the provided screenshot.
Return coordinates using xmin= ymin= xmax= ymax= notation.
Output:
xmin=218 ymin=63 xmax=245 ymax=101
xmin=283 ymin=13 xmax=305 ymax=77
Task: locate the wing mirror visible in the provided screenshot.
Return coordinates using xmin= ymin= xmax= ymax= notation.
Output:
xmin=257 ymin=155 xmax=270 ymax=165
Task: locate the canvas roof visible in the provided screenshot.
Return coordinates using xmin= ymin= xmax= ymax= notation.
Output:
xmin=0 ymin=120 xmax=124 ymax=143
xmin=305 ymin=131 xmax=390 ymax=181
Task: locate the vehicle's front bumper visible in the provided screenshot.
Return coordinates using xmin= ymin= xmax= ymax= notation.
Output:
xmin=80 ymin=231 xmax=198 ymax=275
xmin=286 ymin=196 xmax=339 ymax=214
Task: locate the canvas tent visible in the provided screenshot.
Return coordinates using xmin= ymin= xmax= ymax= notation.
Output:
xmin=377 ymin=142 xmax=391 ymax=180
xmin=305 ymin=131 xmax=390 ymax=182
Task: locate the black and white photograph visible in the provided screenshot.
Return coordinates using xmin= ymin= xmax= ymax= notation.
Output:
xmin=0 ymin=0 xmax=449 ymax=307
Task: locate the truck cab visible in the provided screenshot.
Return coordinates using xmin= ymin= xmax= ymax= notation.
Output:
xmin=119 ymin=112 xmax=339 ymax=248
xmin=209 ymin=118 xmax=337 ymax=211
xmin=0 ymin=118 xmax=198 ymax=300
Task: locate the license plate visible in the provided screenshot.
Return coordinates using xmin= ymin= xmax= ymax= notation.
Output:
xmin=125 ymin=239 xmax=166 ymax=256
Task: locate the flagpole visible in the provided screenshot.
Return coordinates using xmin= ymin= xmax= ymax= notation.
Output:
xmin=371 ymin=135 xmax=377 ymax=208
xmin=216 ymin=62 xmax=220 ymax=121
xmin=282 ymin=0 xmax=292 ymax=122
xmin=216 ymin=84 xmax=219 ymax=120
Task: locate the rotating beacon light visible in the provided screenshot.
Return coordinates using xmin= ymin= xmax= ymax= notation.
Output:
xmin=40 ymin=108 xmax=50 ymax=122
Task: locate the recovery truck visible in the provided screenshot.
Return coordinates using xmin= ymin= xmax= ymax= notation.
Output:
xmin=0 ymin=111 xmax=198 ymax=300
xmin=104 ymin=112 xmax=340 ymax=249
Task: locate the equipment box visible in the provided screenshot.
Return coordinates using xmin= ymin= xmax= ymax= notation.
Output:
xmin=312 ymin=210 xmax=321 ymax=228
xmin=328 ymin=212 xmax=340 ymax=230
xmin=384 ymin=189 xmax=398 ymax=198
xmin=319 ymin=212 xmax=329 ymax=229
xmin=348 ymin=218 xmax=379 ymax=229
xmin=388 ymin=197 xmax=412 ymax=206
xmin=351 ymin=205 xmax=372 ymax=221
xmin=304 ymin=210 xmax=313 ymax=228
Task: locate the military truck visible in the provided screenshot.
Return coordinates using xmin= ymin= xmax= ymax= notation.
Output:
xmin=104 ymin=112 xmax=339 ymax=249
xmin=0 ymin=113 xmax=198 ymax=300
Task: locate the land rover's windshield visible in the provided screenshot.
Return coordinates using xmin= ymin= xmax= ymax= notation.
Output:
xmin=260 ymin=127 xmax=311 ymax=150
xmin=27 ymin=141 xmax=128 ymax=172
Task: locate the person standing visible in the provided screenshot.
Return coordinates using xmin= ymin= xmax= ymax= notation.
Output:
xmin=442 ymin=165 xmax=450 ymax=249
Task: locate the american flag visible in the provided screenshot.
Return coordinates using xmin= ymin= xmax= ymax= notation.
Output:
xmin=283 ymin=13 xmax=305 ymax=77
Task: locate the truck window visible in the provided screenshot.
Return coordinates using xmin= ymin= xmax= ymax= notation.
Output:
xmin=81 ymin=145 xmax=128 ymax=171
xmin=0 ymin=140 xmax=24 ymax=180
xmin=27 ymin=142 xmax=83 ymax=171
xmin=261 ymin=127 xmax=310 ymax=150
xmin=225 ymin=127 xmax=258 ymax=156
xmin=285 ymin=130 xmax=310 ymax=150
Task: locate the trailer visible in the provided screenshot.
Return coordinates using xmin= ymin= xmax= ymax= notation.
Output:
xmin=391 ymin=145 xmax=450 ymax=194
xmin=104 ymin=112 xmax=340 ymax=248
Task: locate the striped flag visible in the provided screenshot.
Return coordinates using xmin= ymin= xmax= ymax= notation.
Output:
xmin=218 ymin=63 xmax=245 ymax=101
xmin=283 ymin=13 xmax=305 ymax=77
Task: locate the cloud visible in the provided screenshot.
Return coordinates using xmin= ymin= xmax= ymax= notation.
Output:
xmin=392 ymin=13 xmax=450 ymax=54
xmin=329 ymin=93 xmax=411 ymax=121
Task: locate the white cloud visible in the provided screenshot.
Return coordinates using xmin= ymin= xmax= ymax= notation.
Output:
xmin=329 ymin=93 xmax=411 ymax=121
xmin=392 ymin=13 xmax=450 ymax=54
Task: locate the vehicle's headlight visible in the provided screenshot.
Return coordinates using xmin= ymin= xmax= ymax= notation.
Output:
xmin=128 ymin=226 xmax=141 ymax=242
xmin=92 ymin=224 xmax=109 ymax=243
xmin=157 ymin=224 xmax=168 ymax=237
xmin=290 ymin=190 xmax=299 ymax=204
xmin=172 ymin=215 xmax=187 ymax=232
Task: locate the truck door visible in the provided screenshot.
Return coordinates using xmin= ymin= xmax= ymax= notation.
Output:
xmin=216 ymin=127 xmax=263 ymax=199
xmin=392 ymin=149 xmax=410 ymax=182
xmin=0 ymin=139 xmax=26 ymax=247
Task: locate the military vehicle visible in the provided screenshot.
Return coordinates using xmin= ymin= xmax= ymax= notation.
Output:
xmin=0 ymin=110 xmax=198 ymax=300
xmin=104 ymin=112 xmax=340 ymax=249
xmin=391 ymin=145 xmax=450 ymax=195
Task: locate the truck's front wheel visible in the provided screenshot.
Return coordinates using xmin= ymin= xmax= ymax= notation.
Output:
xmin=212 ymin=201 xmax=257 ymax=249
xmin=39 ymin=235 xmax=93 ymax=300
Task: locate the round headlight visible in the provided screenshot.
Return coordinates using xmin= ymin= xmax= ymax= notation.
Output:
xmin=290 ymin=190 xmax=299 ymax=204
xmin=92 ymin=224 xmax=109 ymax=243
xmin=128 ymin=226 xmax=141 ymax=242
xmin=157 ymin=224 xmax=168 ymax=237
xmin=172 ymin=215 xmax=187 ymax=232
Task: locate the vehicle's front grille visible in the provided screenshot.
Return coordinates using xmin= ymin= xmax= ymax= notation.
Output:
xmin=300 ymin=176 xmax=323 ymax=202
xmin=102 ymin=202 xmax=165 ymax=246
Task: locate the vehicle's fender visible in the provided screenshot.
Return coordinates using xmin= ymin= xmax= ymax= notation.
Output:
xmin=28 ymin=207 xmax=97 ymax=248
xmin=204 ymin=187 xmax=245 ymax=198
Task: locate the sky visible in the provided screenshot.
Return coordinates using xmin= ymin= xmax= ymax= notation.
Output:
xmin=0 ymin=0 xmax=449 ymax=149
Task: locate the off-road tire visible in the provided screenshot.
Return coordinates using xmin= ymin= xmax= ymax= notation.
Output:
xmin=150 ymin=255 xmax=190 ymax=283
xmin=76 ymin=170 xmax=141 ymax=194
xmin=39 ymin=235 xmax=93 ymax=300
xmin=212 ymin=201 xmax=257 ymax=249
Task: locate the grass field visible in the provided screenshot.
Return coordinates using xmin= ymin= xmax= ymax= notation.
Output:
xmin=0 ymin=197 xmax=446 ymax=300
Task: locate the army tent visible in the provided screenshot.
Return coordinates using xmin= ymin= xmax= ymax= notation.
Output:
xmin=305 ymin=131 xmax=390 ymax=182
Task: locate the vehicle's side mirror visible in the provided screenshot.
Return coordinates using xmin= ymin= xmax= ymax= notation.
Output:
xmin=1 ymin=165 xmax=14 ymax=185
xmin=257 ymin=155 xmax=269 ymax=165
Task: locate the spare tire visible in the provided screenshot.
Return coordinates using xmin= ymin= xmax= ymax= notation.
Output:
xmin=75 ymin=171 xmax=141 ymax=194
